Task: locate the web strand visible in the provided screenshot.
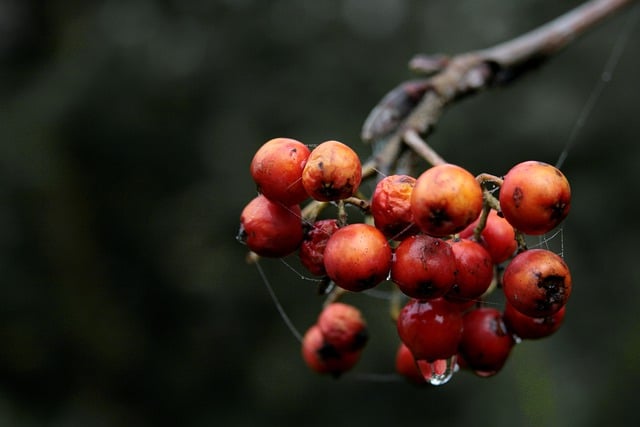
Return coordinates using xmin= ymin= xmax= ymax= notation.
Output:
xmin=555 ymin=4 xmax=639 ymax=169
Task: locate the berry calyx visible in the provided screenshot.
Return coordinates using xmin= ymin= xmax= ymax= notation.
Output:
xmin=502 ymin=248 xmax=572 ymax=317
xmin=250 ymin=137 xmax=311 ymax=205
xmin=238 ymin=195 xmax=303 ymax=257
xmin=302 ymin=140 xmax=362 ymax=201
xmin=323 ymin=223 xmax=392 ymax=292
xmin=411 ymin=164 xmax=483 ymax=237
xmin=499 ymin=161 xmax=571 ymax=235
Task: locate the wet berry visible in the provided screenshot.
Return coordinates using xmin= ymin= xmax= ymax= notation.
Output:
xmin=391 ymin=235 xmax=457 ymax=300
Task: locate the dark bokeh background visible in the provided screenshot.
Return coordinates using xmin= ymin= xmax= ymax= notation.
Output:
xmin=1 ymin=0 xmax=639 ymax=426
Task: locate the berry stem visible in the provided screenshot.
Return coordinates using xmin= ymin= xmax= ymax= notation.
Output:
xmin=403 ymin=129 xmax=447 ymax=166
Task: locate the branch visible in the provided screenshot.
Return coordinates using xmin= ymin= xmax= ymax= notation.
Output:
xmin=362 ymin=0 xmax=635 ymax=172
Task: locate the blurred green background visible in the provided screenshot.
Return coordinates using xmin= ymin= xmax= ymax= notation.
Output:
xmin=1 ymin=0 xmax=639 ymax=426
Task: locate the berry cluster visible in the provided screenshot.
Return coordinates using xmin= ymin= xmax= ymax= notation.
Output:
xmin=238 ymin=137 xmax=573 ymax=385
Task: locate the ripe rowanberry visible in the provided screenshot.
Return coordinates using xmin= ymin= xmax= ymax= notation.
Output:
xmin=396 ymin=298 xmax=463 ymax=362
xmin=499 ymin=161 xmax=571 ymax=235
xmin=302 ymin=140 xmax=362 ymax=201
xmin=411 ymin=164 xmax=483 ymax=237
xmin=317 ymin=303 xmax=368 ymax=353
xmin=299 ymin=219 xmax=340 ymax=276
xmin=445 ymin=238 xmax=494 ymax=303
xmin=238 ymin=195 xmax=303 ymax=257
xmin=503 ymin=301 xmax=566 ymax=340
xmin=391 ymin=234 xmax=457 ymax=300
xmin=458 ymin=307 xmax=515 ymax=377
xmin=459 ymin=209 xmax=517 ymax=264
xmin=323 ymin=223 xmax=392 ymax=292
xmin=502 ymin=248 xmax=572 ymax=318
xmin=301 ymin=324 xmax=362 ymax=377
xmin=370 ymin=174 xmax=420 ymax=240
xmin=250 ymin=137 xmax=311 ymax=205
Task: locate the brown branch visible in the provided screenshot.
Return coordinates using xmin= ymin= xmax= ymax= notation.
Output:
xmin=362 ymin=0 xmax=635 ymax=174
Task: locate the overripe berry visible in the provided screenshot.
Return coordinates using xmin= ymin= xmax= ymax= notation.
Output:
xmin=323 ymin=223 xmax=392 ymax=292
xmin=459 ymin=307 xmax=515 ymax=377
xmin=299 ymin=219 xmax=340 ymax=276
xmin=502 ymin=249 xmax=572 ymax=317
xmin=397 ymin=298 xmax=463 ymax=362
xmin=238 ymin=195 xmax=303 ymax=257
xmin=370 ymin=174 xmax=420 ymax=240
xmin=302 ymin=140 xmax=362 ymax=201
xmin=411 ymin=164 xmax=483 ymax=237
xmin=317 ymin=303 xmax=368 ymax=352
xmin=391 ymin=234 xmax=457 ymax=299
xmin=250 ymin=137 xmax=311 ymax=205
xmin=499 ymin=161 xmax=571 ymax=235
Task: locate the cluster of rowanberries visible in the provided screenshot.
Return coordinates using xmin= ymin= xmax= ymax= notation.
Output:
xmin=238 ymin=137 xmax=572 ymax=385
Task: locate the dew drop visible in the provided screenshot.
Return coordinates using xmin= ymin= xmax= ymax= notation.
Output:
xmin=416 ymin=355 xmax=458 ymax=386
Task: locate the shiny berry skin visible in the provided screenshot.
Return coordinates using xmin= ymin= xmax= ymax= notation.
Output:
xmin=446 ymin=238 xmax=494 ymax=303
xmin=391 ymin=235 xmax=457 ymax=300
xmin=504 ymin=301 xmax=566 ymax=340
xmin=395 ymin=342 xmax=425 ymax=385
xmin=370 ymin=174 xmax=420 ymax=240
xmin=301 ymin=325 xmax=361 ymax=377
xmin=323 ymin=223 xmax=392 ymax=292
xmin=459 ymin=307 xmax=515 ymax=377
xmin=250 ymin=137 xmax=311 ymax=205
xmin=411 ymin=164 xmax=483 ymax=237
xmin=302 ymin=140 xmax=362 ymax=201
xmin=317 ymin=303 xmax=368 ymax=352
xmin=238 ymin=195 xmax=303 ymax=257
xmin=499 ymin=161 xmax=571 ymax=235
xmin=299 ymin=219 xmax=340 ymax=276
xmin=397 ymin=298 xmax=463 ymax=362
xmin=502 ymin=249 xmax=572 ymax=317
xmin=460 ymin=209 xmax=517 ymax=264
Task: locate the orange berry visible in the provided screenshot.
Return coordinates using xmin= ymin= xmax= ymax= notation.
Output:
xmin=302 ymin=140 xmax=362 ymax=201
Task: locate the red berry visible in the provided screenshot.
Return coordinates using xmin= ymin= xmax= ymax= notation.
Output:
xmin=503 ymin=301 xmax=566 ymax=340
xmin=302 ymin=140 xmax=362 ymax=201
xmin=411 ymin=164 xmax=483 ymax=237
xmin=250 ymin=137 xmax=311 ymax=205
xmin=460 ymin=209 xmax=517 ymax=264
xmin=238 ymin=195 xmax=303 ymax=257
xmin=499 ymin=161 xmax=571 ymax=235
xmin=397 ymin=298 xmax=463 ymax=362
xmin=502 ymin=249 xmax=572 ymax=317
xmin=395 ymin=342 xmax=425 ymax=384
xmin=445 ymin=238 xmax=494 ymax=303
xmin=317 ymin=303 xmax=368 ymax=352
xmin=370 ymin=174 xmax=420 ymax=240
xmin=299 ymin=219 xmax=340 ymax=276
xmin=459 ymin=307 xmax=515 ymax=377
xmin=391 ymin=235 xmax=457 ymax=300
xmin=323 ymin=223 xmax=392 ymax=292
xmin=301 ymin=325 xmax=361 ymax=377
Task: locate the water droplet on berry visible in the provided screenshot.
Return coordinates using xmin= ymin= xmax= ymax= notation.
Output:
xmin=416 ymin=355 xmax=458 ymax=386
